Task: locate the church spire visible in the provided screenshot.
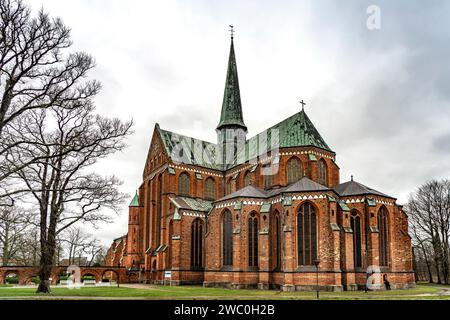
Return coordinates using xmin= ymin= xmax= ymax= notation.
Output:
xmin=217 ymin=27 xmax=247 ymax=132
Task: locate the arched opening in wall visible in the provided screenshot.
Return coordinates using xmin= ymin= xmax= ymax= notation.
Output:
xmin=318 ymin=159 xmax=328 ymax=186
xmin=297 ymin=202 xmax=317 ymax=266
xmin=378 ymin=206 xmax=389 ymax=267
xmin=248 ymin=212 xmax=259 ymax=268
xmin=81 ymin=273 xmax=97 ymax=284
xmin=287 ymin=157 xmax=302 ymax=184
xmin=178 ymin=172 xmax=190 ymax=196
xmin=151 ymin=260 xmax=157 ymax=280
xmin=205 ymin=177 xmax=216 ymax=200
xmin=4 ymin=271 xmax=18 ymax=285
xmin=222 ymin=210 xmax=233 ymax=267
xmin=168 ymin=220 xmax=173 ymax=269
xmin=350 ymin=210 xmax=363 ymax=269
xmin=102 ymin=270 xmax=118 ymax=283
xmin=190 ymin=218 xmax=204 ymax=270
xmin=273 ymin=210 xmax=281 ymax=270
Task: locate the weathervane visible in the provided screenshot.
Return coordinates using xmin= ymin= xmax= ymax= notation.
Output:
xmin=300 ymin=99 xmax=306 ymax=111
xmin=229 ymin=24 xmax=235 ymax=39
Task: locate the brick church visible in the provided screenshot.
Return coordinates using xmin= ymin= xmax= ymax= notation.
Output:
xmin=107 ymin=34 xmax=415 ymax=291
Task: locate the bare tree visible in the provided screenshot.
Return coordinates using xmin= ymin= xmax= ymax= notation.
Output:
xmin=92 ymin=246 xmax=107 ymax=266
xmin=0 ymin=0 xmax=100 ymax=204
xmin=0 ymin=0 xmax=132 ymax=293
xmin=407 ymin=179 xmax=450 ymax=284
xmin=7 ymin=100 xmax=132 ymax=292
xmin=11 ymin=227 xmax=40 ymax=266
xmin=0 ymin=205 xmax=34 ymax=265
xmin=59 ymin=226 xmax=107 ymax=266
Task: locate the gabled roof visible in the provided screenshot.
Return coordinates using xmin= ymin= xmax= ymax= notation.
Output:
xmin=245 ymin=110 xmax=332 ymax=155
xmin=217 ymin=39 xmax=247 ymax=131
xmin=170 ymin=196 xmax=213 ymax=212
xmin=333 ymin=179 xmax=394 ymax=199
xmin=157 ymin=125 xmax=222 ymax=171
xmin=282 ymin=177 xmax=329 ymax=193
xmin=217 ymin=177 xmax=329 ymax=203
xmin=217 ymin=185 xmax=268 ymax=202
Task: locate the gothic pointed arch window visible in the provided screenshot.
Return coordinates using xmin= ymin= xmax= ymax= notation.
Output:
xmin=222 ymin=210 xmax=233 ymax=266
xmin=190 ymin=218 xmax=204 ymax=269
xmin=248 ymin=212 xmax=259 ymax=267
xmin=350 ymin=210 xmax=362 ymax=268
xmin=244 ymin=171 xmax=253 ymax=187
xmin=179 ymin=172 xmax=190 ymax=196
xmin=287 ymin=157 xmax=302 ymax=184
xmin=204 ymin=177 xmax=215 ymax=200
xmin=145 ymin=180 xmax=151 ymax=250
xmin=297 ymin=202 xmax=317 ymax=266
xmin=168 ymin=220 xmax=173 ymax=269
xmin=378 ymin=206 xmax=389 ymax=267
xmin=274 ymin=210 xmax=281 ymax=270
xmin=318 ymin=159 xmax=327 ymax=186
xmin=226 ymin=178 xmax=232 ymax=195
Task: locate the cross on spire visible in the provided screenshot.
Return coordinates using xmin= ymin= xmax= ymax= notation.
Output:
xmin=300 ymin=99 xmax=306 ymax=111
xmin=229 ymin=24 xmax=235 ymax=39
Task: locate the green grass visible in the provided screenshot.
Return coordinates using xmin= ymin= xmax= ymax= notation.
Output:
xmin=0 ymin=283 xmax=448 ymax=300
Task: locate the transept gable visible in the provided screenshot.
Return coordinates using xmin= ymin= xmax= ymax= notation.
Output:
xmin=143 ymin=124 xmax=168 ymax=178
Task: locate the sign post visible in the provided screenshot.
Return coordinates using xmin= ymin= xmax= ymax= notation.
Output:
xmin=164 ymin=270 xmax=172 ymax=286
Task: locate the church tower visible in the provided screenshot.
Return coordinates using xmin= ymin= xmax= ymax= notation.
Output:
xmin=216 ymin=28 xmax=247 ymax=169
xmin=124 ymin=192 xmax=141 ymax=267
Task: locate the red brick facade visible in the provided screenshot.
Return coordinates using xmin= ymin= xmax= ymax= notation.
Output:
xmin=108 ymin=38 xmax=415 ymax=291
xmin=108 ymin=139 xmax=414 ymax=290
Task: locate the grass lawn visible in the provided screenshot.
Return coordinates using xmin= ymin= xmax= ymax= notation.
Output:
xmin=0 ymin=283 xmax=449 ymax=300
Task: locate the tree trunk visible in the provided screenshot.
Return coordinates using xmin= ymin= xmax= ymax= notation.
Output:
xmin=36 ymin=242 xmax=54 ymax=293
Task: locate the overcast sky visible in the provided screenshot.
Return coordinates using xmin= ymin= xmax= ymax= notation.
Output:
xmin=31 ymin=0 xmax=450 ymax=246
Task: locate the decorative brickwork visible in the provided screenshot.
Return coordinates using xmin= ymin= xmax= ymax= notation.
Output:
xmin=107 ymin=37 xmax=415 ymax=291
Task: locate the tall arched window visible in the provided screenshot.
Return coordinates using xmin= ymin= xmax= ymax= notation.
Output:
xmin=318 ymin=159 xmax=327 ymax=186
xmin=204 ymin=177 xmax=215 ymax=200
xmin=378 ymin=207 xmax=389 ymax=267
xmin=274 ymin=211 xmax=281 ymax=270
xmin=226 ymin=178 xmax=232 ymax=195
xmin=156 ymin=174 xmax=163 ymax=247
xmin=287 ymin=157 xmax=302 ymax=184
xmin=350 ymin=210 xmax=362 ymax=268
xmin=168 ymin=220 xmax=173 ymax=269
xmin=178 ymin=172 xmax=190 ymax=196
xmin=222 ymin=210 xmax=233 ymax=266
xmin=244 ymin=171 xmax=253 ymax=187
xmin=264 ymin=174 xmax=273 ymax=189
xmin=191 ymin=218 xmax=203 ymax=269
xmin=297 ymin=202 xmax=317 ymax=266
xmin=146 ymin=181 xmax=151 ymax=250
xmin=248 ymin=212 xmax=259 ymax=267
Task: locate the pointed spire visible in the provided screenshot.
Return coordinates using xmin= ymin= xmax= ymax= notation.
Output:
xmin=129 ymin=191 xmax=140 ymax=207
xmin=217 ymin=29 xmax=247 ymax=132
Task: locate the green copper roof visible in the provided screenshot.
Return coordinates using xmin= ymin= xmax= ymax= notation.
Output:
xmin=129 ymin=192 xmax=140 ymax=207
xmin=253 ymin=110 xmax=331 ymax=151
xmin=170 ymin=196 xmax=213 ymax=212
xmin=217 ymin=39 xmax=247 ymax=131
xmin=156 ymin=108 xmax=331 ymax=171
xmin=235 ymin=110 xmax=332 ymax=163
xmin=157 ymin=125 xmax=222 ymax=170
